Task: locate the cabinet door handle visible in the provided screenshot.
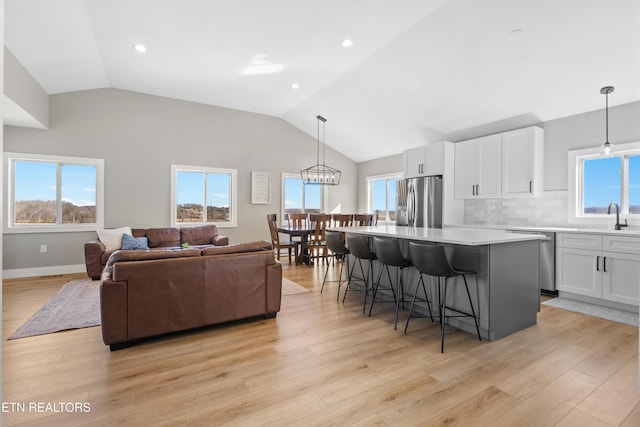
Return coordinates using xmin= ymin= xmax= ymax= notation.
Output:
xmin=596 ymin=256 xmax=600 ymax=271
xmin=529 ymin=180 xmax=532 ymax=193
xmin=476 ymin=184 xmax=479 ymax=195
xmin=603 ymin=256 xmax=607 ymax=272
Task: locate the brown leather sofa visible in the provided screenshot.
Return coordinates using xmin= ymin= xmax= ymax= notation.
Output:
xmin=100 ymin=240 xmax=282 ymax=350
xmin=84 ymin=225 xmax=229 ymax=279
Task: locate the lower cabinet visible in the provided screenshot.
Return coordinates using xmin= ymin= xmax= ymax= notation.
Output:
xmin=556 ymin=233 xmax=640 ymax=306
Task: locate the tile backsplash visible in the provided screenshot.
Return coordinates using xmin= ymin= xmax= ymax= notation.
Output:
xmin=463 ymin=190 xmax=569 ymax=227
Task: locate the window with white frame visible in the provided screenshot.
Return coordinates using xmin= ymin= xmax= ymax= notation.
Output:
xmin=367 ymin=172 xmax=401 ymax=224
xmin=171 ymin=165 xmax=237 ymax=228
xmin=281 ymin=173 xmax=323 ymax=221
xmin=568 ymin=141 xmax=640 ymax=225
xmin=5 ymin=153 xmax=104 ymax=232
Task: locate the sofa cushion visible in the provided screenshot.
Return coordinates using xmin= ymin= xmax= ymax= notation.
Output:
xmin=180 ymin=225 xmax=219 ymax=246
xmin=121 ymin=234 xmax=149 ymax=250
xmin=97 ymin=227 xmax=133 ymax=251
xmin=146 ymin=228 xmax=180 ymax=248
xmin=201 ymin=240 xmax=272 ymax=256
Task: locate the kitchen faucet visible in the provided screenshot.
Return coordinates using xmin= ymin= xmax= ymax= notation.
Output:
xmin=607 ymin=202 xmax=628 ymax=230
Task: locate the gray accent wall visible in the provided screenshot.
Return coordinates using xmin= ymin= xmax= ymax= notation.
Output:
xmin=3 ymin=88 xmax=357 ymax=272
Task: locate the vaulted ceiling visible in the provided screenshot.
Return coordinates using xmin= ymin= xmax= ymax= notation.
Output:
xmin=5 ymin=0 xmax=640 ymax=162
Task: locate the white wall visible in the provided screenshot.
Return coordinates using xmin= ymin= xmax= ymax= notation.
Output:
xmin=542 ymin=101 xmax=640 ymax=190
xmin=2 ymin=88 xmax=357 ymax=273
xmin=3 ymin=46 xmax=49 ymax=128
xmin=356 ymin=153 xmax=403 ymax=213
xmin=357 ymin=101 xmax=640 ymax=225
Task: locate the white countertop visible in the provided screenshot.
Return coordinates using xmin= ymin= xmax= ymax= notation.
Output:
xmin=329 ymin=225 xmax=546 ymax=246
xmin=450 ymin=224 xmax=640 ymax=237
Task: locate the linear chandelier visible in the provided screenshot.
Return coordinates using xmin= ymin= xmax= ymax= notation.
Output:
xmin=300 ymin=115 xmax=341 ymax=185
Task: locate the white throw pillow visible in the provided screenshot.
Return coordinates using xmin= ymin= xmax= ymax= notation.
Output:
xmin=97 ymin=227 xmax=133 ymax=251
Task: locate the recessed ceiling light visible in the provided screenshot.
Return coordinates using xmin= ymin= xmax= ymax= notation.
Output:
xmin=341 ymin=39 xmax=353 ymax=47
xmin=291 ymin=83 xmax=300 ymax=90
xmin=507 ymin=29 xmax=523 ymax=40
xmin=134 ymin=44 xmax=147 ymax=53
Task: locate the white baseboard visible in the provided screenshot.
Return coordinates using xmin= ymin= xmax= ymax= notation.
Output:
xmin=2 ymin=264 xmax=87 ymax=279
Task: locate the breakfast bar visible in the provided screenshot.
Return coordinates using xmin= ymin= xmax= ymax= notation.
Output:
xmin=331 ymin=225 xmax=546 ymax=341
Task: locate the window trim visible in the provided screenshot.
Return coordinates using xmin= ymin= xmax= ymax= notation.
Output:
xmin=366 ymin=171 xmax=402 ymax=225
xmin=568 ymin=141 xmax=640 ymax=227
xmin=280 ymin=172 xmax=325 ymax=224
xmin=170 ymin=164 xmax=238 ymax=228
xmin=5 ymin=152 xmax=104 ymax=234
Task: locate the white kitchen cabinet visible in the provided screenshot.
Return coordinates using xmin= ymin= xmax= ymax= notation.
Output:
xmin=556 ymin=247 xmax=602 ymax=298
xmin=601 ymin=252 xmax=640 ymax=305
xmin=556 ymin=232 xmax=640 ymax=306
xmin=501 ymin=127 xmax=544 ymax=197
xmin=454 ymin=134 xmax=501 ymax=199
xmin=404 ymin=143 xmax=443 ymax=178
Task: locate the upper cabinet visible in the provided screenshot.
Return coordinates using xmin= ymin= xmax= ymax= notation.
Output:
xmin=453 ymin=126 xmax=544 ymax=200
xmin=454 ymin=134 xmax=502 ymax=199
xmin=404 ymin=143 xmax=444 ymax=178
xmin=502 ymin=127 xmax=544 ymax=197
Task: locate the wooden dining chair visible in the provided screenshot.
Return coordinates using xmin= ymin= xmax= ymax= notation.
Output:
xmin=302 ymin=214 xmax=329 ymax=265
xmin=353 ymin=214 xmax=374 ymax=226
xmin=289 ymin=213 xmax=308 ymax=228
xmin=332 ymin=214 xmax=353 ymax=227
xmin=267 ymin=214 xmax=298 ymax=263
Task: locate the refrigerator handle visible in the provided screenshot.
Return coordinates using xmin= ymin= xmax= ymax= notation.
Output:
xmin=407 ymin=185 xmax=415 ymax=225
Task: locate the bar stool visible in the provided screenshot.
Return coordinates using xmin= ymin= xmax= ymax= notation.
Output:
xmin=370 ymin=237 xmax=412 ymax=330
xmin=406 ymin=242 xmax=481 ymax=353
xmin=322 ymin=231 xmax=351 ymax=301
xmin=345 ymin=233 xmax=377 ymax=314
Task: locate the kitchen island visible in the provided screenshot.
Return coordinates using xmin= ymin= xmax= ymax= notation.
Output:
xmin=330 ymin=225 xmax=546 ymax=341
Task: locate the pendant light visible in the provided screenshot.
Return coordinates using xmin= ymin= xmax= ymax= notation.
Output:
xmin=300 ymin=115 xmax=341 ymax=185
xmin=600 ymin=86 xmax=614 ymax=157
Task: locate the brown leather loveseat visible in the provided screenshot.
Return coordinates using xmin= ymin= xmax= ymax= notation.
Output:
xmin=84 ymin=225 xmax=229 ymax=279
xmin=100 ymin=240 xmax=282 ymax=350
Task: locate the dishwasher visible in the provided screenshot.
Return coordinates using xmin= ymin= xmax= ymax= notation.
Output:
xmin=507 ymin=230 xmax=556 ymax=296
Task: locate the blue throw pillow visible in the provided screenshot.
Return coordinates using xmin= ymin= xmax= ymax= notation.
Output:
xmin=121 ymin=233 xmax=149 ymax=250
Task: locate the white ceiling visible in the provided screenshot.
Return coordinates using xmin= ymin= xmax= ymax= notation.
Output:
xmin=5 ymin=0 xmax=640 ymax=162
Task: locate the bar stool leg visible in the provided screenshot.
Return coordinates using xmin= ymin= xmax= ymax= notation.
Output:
xmin=403 ymin=273 xmax=422 ymax=334
xmin=321 ymin=254 xmax=334 ymax=294
xmin=440 ymin=277 xmax=448 ymax=353
xmin=403 ymin=273 xmax=433 ymax=334
xmin=368 ymin=264 xmax=398 ymax=318
xmin=463 ymin=274 xmax=482 ymax=341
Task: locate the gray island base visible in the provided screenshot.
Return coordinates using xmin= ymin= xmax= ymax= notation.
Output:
xmin=330 ymin=226 xmax=544 ymax=341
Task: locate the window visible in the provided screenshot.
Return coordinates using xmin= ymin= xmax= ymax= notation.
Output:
xmin=171 ymin=165 xmax=237 ymax=228
xmin=569 ymin=142 xmax=640 ymax=225
xmin=281 ymin=173 xmax=323 ymax=220
xmin=6 ymin=153 xmax=104 ymax=232
xmin=367 ymin=172 xmax=401 ymax=224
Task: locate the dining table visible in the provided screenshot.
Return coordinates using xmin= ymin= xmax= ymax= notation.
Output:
xmin=277 ymin=225 xmax=315 ymax=265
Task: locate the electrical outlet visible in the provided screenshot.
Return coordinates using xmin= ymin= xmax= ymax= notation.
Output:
xmin=40 ymin=245 xmax=47 ymax=253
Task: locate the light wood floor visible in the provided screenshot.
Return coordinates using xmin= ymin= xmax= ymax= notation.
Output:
xmin=2 ymin=263 xmax=640 ymax=426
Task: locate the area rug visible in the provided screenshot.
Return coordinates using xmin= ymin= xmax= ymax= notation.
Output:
xmin=543 ymin=298 xmax=639 ymax=327
xmin=281 ymin=277 xmax=310 ymax=295
xmin=9 ymin=279 xmax=101 ymax=340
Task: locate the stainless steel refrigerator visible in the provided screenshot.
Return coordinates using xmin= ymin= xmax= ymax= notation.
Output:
xmin=395 ymin=175 xmax=443 ymax=228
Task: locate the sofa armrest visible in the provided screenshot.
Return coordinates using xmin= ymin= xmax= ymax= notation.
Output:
xmin=213 ymin=235 xmax=229 ymax=246
xmin=265 ymin=261 xmax=282 ymax=315
xmin=85 ymin=240 xmax=106 ymax=280
xmin=100 ymin=277 xmax=128 ymax=346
